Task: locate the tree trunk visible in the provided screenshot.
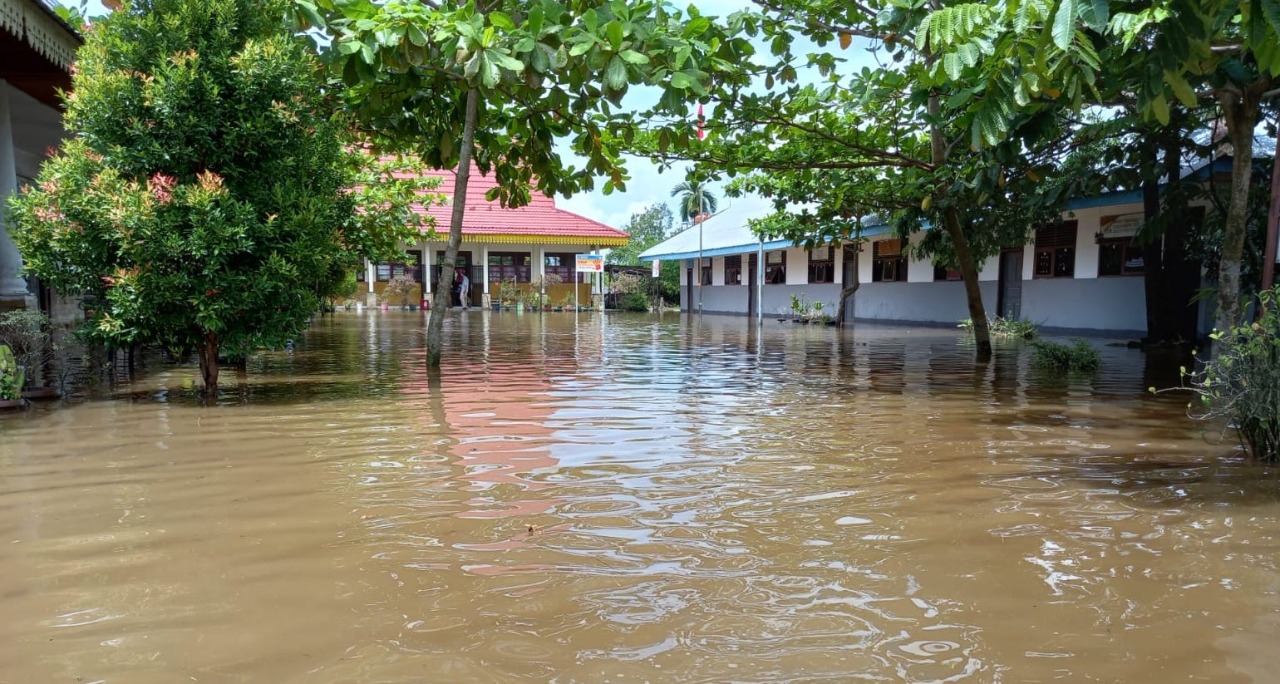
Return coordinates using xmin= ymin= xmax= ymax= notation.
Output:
xmin=928 ymin=91 xmax=991 ymax=361
xmin=1263 ymin=122 xmax=1280 ymax=292
xmin=1160 ymin=134 xmax=1200 ymax=344
xmin=835 ymin=280 xmax=860 ymax=327
xmin=1213 ymin=87 xmax=1261 ymax=352
xmin=198 ymin=330 xmax=219 ymax=393
xmin=1141 ymin=136 xmax=1168 ymax=342
xmin=425 ymin=87 xmax=480 ymax=368
xmin=942 ymin=206 xmax=992 ymax=361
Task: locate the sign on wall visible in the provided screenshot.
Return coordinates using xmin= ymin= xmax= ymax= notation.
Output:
xmin=651 ymin=259 xmax=660 ymax=277
xmin=576 ymin=254 xmax=604 ymax=273
xmin=1100 ymin=213 xmax=1144 ymax=239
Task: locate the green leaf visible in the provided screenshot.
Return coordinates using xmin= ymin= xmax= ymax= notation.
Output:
xmin=684 ymin=16 xmax=711 ymax=37
xmin=406 ymin=24 xmax=428 ymax=47
xmin=456 ymin=20 xmax=480 ymax=43
xmin=295 ymin=1 xmax=324 ymax=29
xmin=569 ymin=39 xmax=594 ymax=57
xmin=488 ymin=11 xmax=515 ymax=30
xmin=606 ymin=20 xmax=624 ymax=50
xmin=1052 ymin=0 xmax=1076 ymax=50
xmin=1165 ymin=70 xmax=1198 ymax=107
xmin=670 ymin=71 xmax=695 ymax=89
xmin=943 ymin=51 xmax=962 ymax=79
xmin=605 ymin=55 xmax=627 ymax=90
xmin=1150 ymin=92 xmax=1170 ymax=124
xmin=1080 ymin=0 xmax=1108 ymax=31
xmin=488 ymin=49 xmax=524 ymax=72
xmin=1261 ymin=0 xmax=1280 ymax=40
xmin=480 ymin=55 xmax=500 ymax=88
xmin=619 ymin=49 xmax=649 ymax=65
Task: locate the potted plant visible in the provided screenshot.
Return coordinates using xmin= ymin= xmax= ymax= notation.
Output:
xmin=810 ymin=300 xmax=824 ymax=324
xmin=384 ymin=273 xmax=417 ymax=310
xmin=0 ymin=344 xmax=25 ymax=409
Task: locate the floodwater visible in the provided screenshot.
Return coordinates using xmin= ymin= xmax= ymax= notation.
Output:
xmin=2 ymin=312 xmax=1279 ymax=683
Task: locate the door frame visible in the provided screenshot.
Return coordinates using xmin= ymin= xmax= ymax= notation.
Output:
xmin=996 ymin=247 xmax=1023 ymax=320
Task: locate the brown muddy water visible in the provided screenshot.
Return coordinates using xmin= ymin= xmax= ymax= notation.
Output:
xmin=2 ymin=312 xmax=1279 ymax=683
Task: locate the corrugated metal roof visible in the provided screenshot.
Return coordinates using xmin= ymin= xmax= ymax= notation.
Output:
xmin=410 ymin=166 xmax=629 ymax=245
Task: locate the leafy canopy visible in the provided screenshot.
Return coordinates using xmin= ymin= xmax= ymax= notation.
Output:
xmin=9 ymin=0 xmax=427 ymax=363
xmin=304 ymin=0 xmax=757 ymax=207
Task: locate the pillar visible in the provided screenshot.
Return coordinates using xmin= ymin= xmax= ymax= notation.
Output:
xmin=424 ymin=244 xmax=433 ymax=293
xmin=0 ymin=80 xmax=32 ymax=301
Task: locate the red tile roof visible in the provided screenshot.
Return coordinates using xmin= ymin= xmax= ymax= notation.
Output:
xmin=406 ymin=166 xmax=628 ymax=244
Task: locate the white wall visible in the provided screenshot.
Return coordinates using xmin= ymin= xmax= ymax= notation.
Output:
xmin=712 ymin=256 xmax=725 ymax=286
xmin=785 ymin=246 xmax=808 ymax=286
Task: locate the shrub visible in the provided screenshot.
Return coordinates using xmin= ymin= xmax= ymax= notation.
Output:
xmin=1031 ymin=339 xmax=1101 ymax=372
xmin=0 ymin=345 xmax=23 ymax=400
xmin=383 ymin=274 xmax=418 ymax=307
xmin=1177 ymin=287 xmax=1280 ymax=460
xmin=0 ymin=309 xmax=54 ymax=387
xmin=959 ymin=316 xmax=1037 ymax=339
xmin=620 ymin=291 xmax=650 ymax=312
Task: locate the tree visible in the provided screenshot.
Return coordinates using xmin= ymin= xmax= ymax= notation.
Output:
xmin=304 ymin=0 xmax=755 ymax=366
xmin=8 ymin=0 xmax=424 ymax=393
xmin=919 ymin=0 xmax=1280 ymax=346
xmin=626 ymin=2 xmax=1100 ymax=360
xmin=607 ymin=203 xmax=680 ymax=304
xmin=670 ymin=180 xmax=718 ymax=224
xmin=607 ymin=203 xmax=674 ymax=265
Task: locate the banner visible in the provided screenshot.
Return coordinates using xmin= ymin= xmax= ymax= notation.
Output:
xmin=575 ymin=254 xmax=604 ymax=273
xmin=651 ymin=259 xmax=660 ymax=277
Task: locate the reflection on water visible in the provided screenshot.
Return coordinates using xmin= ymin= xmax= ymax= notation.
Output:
xmin=2 ymin=312 xmax=1279 ymax=683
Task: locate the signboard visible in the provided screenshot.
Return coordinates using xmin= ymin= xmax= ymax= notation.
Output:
xmin=1100 ymin=212 xmax=1144 ymax=238
xmin=575 ymin=254 xmax=604 ymax=273
xmin=651 ymin=259 xmax=660 ymax=277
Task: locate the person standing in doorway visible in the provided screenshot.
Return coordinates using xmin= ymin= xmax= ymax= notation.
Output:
xmin=457 ymin=268 xmax=471 ymax=310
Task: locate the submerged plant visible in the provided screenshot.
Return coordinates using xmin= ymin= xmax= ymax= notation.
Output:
xmin=0 ymin=309 xmax=55 ymax=386
xmin=1031 ymin=340 xmax=1101 ymax=372
xmin=959 ymin=316 xmax=1037 ymax=340
xmin=1173 ymin=287 xmax=1280 ymax=461
xmin=0 ymin=344 xmax=24 ymax=400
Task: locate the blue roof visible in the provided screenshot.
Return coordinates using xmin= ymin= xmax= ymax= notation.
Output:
xmin=638 ymin=127 xmax=1273 ymax=261
xmin=638 ymin=220 xmax=892 ymax=262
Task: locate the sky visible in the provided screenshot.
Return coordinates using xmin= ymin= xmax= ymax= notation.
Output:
xmin=64 ymin=0 xmax=878 ymax=241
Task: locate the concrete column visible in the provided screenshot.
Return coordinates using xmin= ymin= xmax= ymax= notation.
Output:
xmin=481 ymin=244 xmax=489 ymax=294
xmin=424 ymin=245 xmax=433 ymax=293
xmin=365 ymin=258 xmax=375 ymax=292
xmin=0 ymin=80 xmax=31 ymax=299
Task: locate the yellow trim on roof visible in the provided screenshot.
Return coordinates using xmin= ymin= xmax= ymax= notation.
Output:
xmin=458 ymin=233 xmax=628 ymax=247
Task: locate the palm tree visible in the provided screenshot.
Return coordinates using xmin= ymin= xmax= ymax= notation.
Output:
xmin=670 ymin=181 xmax=718 ymax=224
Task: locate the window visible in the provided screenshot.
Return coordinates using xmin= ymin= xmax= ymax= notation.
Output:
xmin=765 ymin=250 xmax=787 ymax=284
xmin=700 ymin=259 xmax=712 ymax=285
xmin=872 ymin=238 xmax=907 ymax=282
xmin=933 ymin=264 xmax=962 ymax=281
xmin=375 ymin=252 xmax=421 ymax=282
xmin=724 ymin=255 xmax=743 ymax=285
xmin=1034 ymin=222 xmax=1077 ymax=278
xmin=545 ymin=252 xmax=574 ymax=283
xmin=1098 ymin=238 xmax=1144 ymax=276
xmin=808 ymin=246 xmax=835 ymax=284
xmin=488 ymin=252 xmax=532 ymax=283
